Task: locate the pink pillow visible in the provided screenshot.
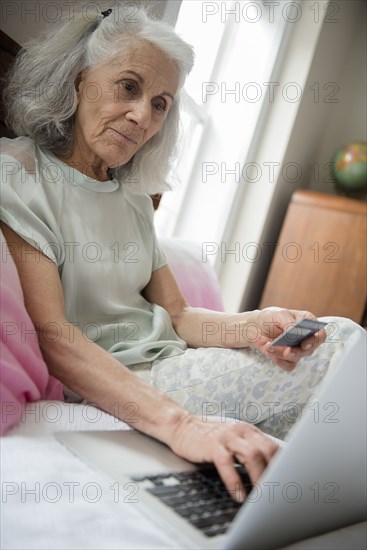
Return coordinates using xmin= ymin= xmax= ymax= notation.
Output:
xmin=0 ymin=230 xmax=64 ymax=435
xmin=161 ymin=238 xmax=224 ymax=311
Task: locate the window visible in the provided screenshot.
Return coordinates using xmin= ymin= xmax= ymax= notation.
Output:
xmin=155 ymin=0 xmax=294 ymax=272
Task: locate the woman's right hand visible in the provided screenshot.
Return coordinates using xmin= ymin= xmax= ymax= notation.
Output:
xmin=168 ymin=413 xmax=279 ymax=502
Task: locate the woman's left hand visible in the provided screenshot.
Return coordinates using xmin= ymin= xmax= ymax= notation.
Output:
xmin=249 ymin=307 xmax=327 ymax=371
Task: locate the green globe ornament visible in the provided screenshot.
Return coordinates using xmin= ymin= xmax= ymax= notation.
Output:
xmin=331 ymin=141 xmax=367 ymax=196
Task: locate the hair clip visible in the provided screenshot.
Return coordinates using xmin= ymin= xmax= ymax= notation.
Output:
xmin=101 ymin=8 xmax=113 ymax=18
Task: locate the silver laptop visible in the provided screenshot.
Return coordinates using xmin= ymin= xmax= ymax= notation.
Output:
xmin=56 ymin=328 xmax=367 ymax=549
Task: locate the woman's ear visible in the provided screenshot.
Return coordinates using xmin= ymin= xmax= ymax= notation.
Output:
xmin=74 ymin=70 xmax=86 ymax=102
xmin=75 ymin=73 xmax=83 ymax=92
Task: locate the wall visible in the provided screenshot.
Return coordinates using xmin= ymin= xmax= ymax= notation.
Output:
xmin=310 ymin=0 xmax=366 ymax=194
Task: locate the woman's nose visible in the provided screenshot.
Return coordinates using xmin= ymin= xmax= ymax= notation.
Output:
xmin=125 ymin=99 xmax=152 ymax=129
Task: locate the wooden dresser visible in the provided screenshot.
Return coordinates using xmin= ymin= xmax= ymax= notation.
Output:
xmin=260 ymin=190 xmax=367 ymax=324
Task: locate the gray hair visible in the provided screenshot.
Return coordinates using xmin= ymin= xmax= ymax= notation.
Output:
xmin=4 ymin=4 xmax=194 ymax=194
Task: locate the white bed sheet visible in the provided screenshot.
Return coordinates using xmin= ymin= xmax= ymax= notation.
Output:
xmin=1 ymin=401 xmax=182 ymax=550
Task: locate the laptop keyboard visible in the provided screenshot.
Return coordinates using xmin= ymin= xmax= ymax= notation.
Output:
xmin=132 ymin=465 xmax=252 ymax=538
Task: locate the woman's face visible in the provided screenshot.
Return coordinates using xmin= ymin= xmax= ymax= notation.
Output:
xmin=72 ymin=40 xmax=180 ymax=180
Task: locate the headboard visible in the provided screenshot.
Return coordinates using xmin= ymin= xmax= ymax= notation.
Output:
xmin=0 ymin=30 xmax=20 ymax=138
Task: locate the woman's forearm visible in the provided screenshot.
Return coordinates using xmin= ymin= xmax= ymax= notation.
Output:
xmin=39 ymin=322 xmax=189 ymax=445
xmin=172 ymin=307 xmax=261 ymax=349
xmin=143 ymin=266 xmax=262 ymax=350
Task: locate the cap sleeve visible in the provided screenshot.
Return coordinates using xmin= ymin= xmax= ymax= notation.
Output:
xmin=0 ymin=138 xmax=64 ymax=266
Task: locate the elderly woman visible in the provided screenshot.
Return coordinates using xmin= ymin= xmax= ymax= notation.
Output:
xmin=0 ymin=6 xmax=359 ymax=500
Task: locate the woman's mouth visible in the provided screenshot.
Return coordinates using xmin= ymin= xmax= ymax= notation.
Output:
xmin=109 ymin=128 xmax=138 ymax=145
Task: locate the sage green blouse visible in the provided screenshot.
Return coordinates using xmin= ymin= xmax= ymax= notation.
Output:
xmin=0 ymin=137 xmax=187 ymax=365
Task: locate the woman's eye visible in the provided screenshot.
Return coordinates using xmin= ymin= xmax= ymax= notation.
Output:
xmin=153 ymin=100 xmax=167 ymax=113
xmin=121 ymin=81 xmax=136 ymax=93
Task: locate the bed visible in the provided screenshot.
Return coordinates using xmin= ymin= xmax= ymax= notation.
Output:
xmin=1 ymin=228 xmax=366 ymax=549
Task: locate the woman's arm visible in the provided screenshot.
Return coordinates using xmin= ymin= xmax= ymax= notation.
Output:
xmin=1 ymin=223 xmax=277 ymax=501
xmin=0 ymin=224 xmax=185 ymax=438
xmin=143 ymin=264 xmax=326 ymax=371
